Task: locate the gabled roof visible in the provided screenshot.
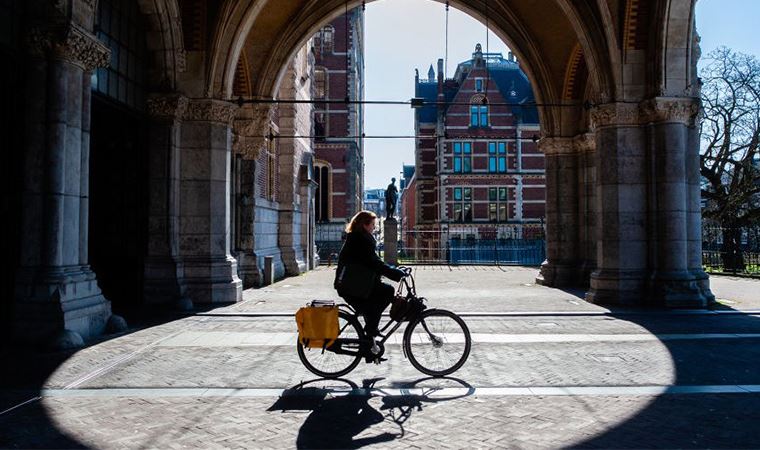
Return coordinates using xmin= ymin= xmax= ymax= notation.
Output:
xmin=414 ymin=49 xmax=539 ymax=125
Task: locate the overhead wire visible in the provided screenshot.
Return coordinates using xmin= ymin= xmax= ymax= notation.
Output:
xmin=234 ymin=97 xmax=588 ymax=108
xmin=248 ymin=133 xmax=541 ymax=142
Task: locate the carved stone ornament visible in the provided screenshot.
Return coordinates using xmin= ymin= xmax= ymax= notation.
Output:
xmin=28 ymin=24 xmax=111 ymax=71
xmin=589 ymin=102 xmax=639 ymax=129
xmin=538 ymin=137 xmax=575 ymax=155
xmin=231 ymin=104 xmax=276 ymax=158
xmin=52 ymin=24 xmax=111 ymax=72
xmin=183 ymin=99 xmax=239 ymax=125
xmin=639 ymin=97 xmax=700 ymax=126
xmin=147 ymin=94 xmax=189 ymax=120
xmin=573 ymin=133 xmax=596 ymax=153
xmin=232 ymin=133 xmax=264 ymax=159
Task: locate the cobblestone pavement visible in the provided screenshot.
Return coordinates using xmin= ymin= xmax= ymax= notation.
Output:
xmin=2 ymin=267 xmax=760 ymax=449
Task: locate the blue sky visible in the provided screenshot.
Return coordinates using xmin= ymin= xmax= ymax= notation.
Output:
xmin=362 ymin=0 xmax=760 ymax=189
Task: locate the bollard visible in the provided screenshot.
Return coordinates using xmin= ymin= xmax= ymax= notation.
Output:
xmin=263 ymin=256 xmax=274 ymax=286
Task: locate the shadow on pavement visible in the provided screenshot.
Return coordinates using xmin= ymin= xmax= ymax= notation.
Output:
xmin=574 ymin=304 xmax=760 ymax=449
xmin=268 ymin=377 xmax=474 ymax=449
xmin=3 ymin=283 xmax=760 ymax=448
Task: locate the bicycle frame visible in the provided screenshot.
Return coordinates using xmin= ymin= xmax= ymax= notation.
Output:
xmin=322 ymin=269 xmax=435 ymax=360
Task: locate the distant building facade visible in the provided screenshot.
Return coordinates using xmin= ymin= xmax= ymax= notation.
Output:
xmin=403 ymin=45 xmax=545 ymax=262
xmin=363 ymin=188 xmax=386 ymax=218
xmin=313 ymin=9 xmax=365 ymax=257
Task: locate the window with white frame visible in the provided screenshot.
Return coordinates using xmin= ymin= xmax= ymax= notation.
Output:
xmin=314 ymin=67 xmax=327 ymax=99
xmin=488 ymin=187 xmax=509 ymax=222
xmin=321 ymin=26 xmax=334 ymax=53
xmin=470 ymin=104 xmax=488 ymax=127
xmin=452 ymin=142 xmax=472 ymax=173
xmin=451 ymin=187 xmax=473 ymax=222
xmin=488 ymin=142 xmax=507 ymax=173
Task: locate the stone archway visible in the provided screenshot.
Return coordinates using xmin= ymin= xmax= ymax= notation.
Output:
xmin=9 ymin=0 xmax=714 ymax=346
xmin=199 ymin=0 xmax=712 ymax=307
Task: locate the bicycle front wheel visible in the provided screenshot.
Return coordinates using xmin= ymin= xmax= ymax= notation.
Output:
xmin=403 ymin=309 xmax=471 ymax=377
xmin=297 ymin=310 xmax=364 ymax=378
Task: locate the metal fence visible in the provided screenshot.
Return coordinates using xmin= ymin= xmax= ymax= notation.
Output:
xmin=702 ymin=225 xmax=760 ymax=276
xmin=399 ymin=224 xmax=546 ymax=265
xmin=315 ymin=225 xmax=345 ymax=265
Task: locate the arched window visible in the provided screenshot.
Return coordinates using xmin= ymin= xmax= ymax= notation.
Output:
xmin=314 ymin=163 xmax=330 ymax=222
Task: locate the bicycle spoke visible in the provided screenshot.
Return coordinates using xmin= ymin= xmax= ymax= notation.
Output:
xmin=405 ymin=310 xmax=470 ymax=376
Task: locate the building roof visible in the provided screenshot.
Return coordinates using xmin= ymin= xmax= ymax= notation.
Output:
xmin=415 ymin=46 xmax=539 ymax=125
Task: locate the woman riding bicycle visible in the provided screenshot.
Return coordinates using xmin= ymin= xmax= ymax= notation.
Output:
xmin=334 ymin=211 xmax=405 ymax=341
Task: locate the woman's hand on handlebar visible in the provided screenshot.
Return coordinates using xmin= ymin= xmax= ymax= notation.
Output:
xmin=397 ymin=266 xmax=413 ymax=277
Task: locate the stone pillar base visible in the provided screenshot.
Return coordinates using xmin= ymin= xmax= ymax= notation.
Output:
xmin=535 ymin=260 xmax=579 ymax=287
xmin=649 ymin=269 xmax=715 ymax=308
xmin=182 ymin=256 xmax=242 ymax=304
xmin=13 ymin=266 xmax=112 ymax=345
xmin=586 ymin=269 xmax=647 ymax=305
xmin=280 ymin=247 xmax=307 ymax=276
xmin=143 ymin=256 xmax=187 ymax=306
xmin=236 ymin=251 xmax=262 ymax=288
xmin=384 ymin=218 xmax=398 ymax=265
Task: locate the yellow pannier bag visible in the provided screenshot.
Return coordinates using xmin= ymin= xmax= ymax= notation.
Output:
xmin=295 ymin=302 xmax=339 ymax=349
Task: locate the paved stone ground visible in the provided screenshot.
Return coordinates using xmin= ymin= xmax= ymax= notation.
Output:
xmin=2 ymin=266 xmax=760 ymax=449
xmin=235 ymin=266 xmax=760 ymax=313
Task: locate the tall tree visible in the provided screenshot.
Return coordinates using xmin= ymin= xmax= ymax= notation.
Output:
xmin=700 ymin=47 xmax=760 ymax=270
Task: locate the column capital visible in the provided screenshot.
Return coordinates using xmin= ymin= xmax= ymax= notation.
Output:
xmin=183 ymin=98 xmax=239 ymax=125
xmin=147 ymin=94 xmax=189 ymax=120
xmin=589 ymin=102 xmax=640 ymax=129
xmin=232 ymin=104 xmax=277 ymax=158
xmin=639 ymin=96 xmax=700 ymax=126
xmin=538 ymin=136 xmax=574 ymax=155
xmin=27 ymin=23 xmax=110 ymax=71
xmin=573 ymin=133 xmax=596 ymax=153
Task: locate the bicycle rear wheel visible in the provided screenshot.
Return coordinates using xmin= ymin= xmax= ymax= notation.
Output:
xmin=403 ymin=309 xmax=471 ymax=376
xmin=297 ymin=310 xmax=364 ymax=378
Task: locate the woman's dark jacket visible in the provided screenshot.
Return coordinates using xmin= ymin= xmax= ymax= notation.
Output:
xmin=333 ymin=231 xmax=403 ymax=295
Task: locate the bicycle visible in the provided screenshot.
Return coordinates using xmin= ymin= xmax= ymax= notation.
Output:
xmin=297 ymin=266 xmax=472 ymax=378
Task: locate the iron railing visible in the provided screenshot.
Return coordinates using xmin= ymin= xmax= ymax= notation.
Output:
xmin=702 ymin=225 xmax=760 ymax=276
xmin=399 ymin=224 xmax=545 ymax=265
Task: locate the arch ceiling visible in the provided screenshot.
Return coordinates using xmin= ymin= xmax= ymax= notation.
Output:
xmin=201 ymin=0 xmax=696 ymax=136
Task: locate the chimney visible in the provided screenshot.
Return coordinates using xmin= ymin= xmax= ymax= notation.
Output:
xmin=437 ymin=58 xmax=444 ymax=96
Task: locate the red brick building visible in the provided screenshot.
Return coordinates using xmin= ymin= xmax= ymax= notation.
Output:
xmin=402 ymin=45 xmax=545 ymax=262
xmin=312 ymin=9 xmax=365 ymax=257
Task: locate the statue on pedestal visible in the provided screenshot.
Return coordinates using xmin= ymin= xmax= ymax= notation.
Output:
xmin=385 ymin=177 xmax=398 ymax=219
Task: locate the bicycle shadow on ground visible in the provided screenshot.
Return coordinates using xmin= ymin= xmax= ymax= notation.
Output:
xmin=268 ymin=377 xmax=474 ymax=449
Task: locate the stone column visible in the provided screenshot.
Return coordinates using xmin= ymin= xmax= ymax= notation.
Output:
xmin=575 ymin=133 xmax=597 ymax=283
xmin=298 ymin=155 xmax=318 ymax=271
xmin=275 ymin=65 xmax=311 ymax=276
xmin=143 ymin=94 xmax=189 ymax=308
xmin=586 ymin=103 xmax=648 ymax=305
xmin=14 ymin=24 xmax=123 ymax=346
xmin=641 ymin=97 xmax=713 ymax=306
xmin=231 ymin=108 xmax=272 ymax=288
xmin=177 ymin=99 xmax=242 ymax=304
xmin=536 ymin=137 xmax=580 ymax=287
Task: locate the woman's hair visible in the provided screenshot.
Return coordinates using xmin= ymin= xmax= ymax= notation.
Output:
xmin=346 ymin=210 xmax=377 ymax=233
